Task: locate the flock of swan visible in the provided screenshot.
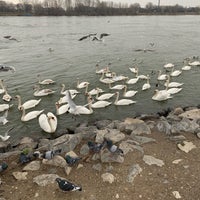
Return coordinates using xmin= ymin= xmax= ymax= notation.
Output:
xmin=0 ymin=58 xmax=200 ymax=137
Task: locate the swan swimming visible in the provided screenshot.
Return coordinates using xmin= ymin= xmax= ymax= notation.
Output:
xmin=170 ymin=66 xmax=182 ymax=77
xmin=20 ymin=106 xmax=44 ymax=122
xmin=163 ymin=63 xmax=174 ymax=69
xmin=0 ymin=110 xmax=9 ymax=125
xmin=157 ymin=70 xmax=167 ymax=81
xmin=142 ymin=75 xmax=151 ymax=91
xmin=109 ymin=83 xmax=125 ymax=90
xmin=181 ymin=65 xmax=191 ymax=71
xmin=152 ymin=89 xmax=172 ymax=101
xmin=99 ymin=72 xmax=115 ymax=84
xmin=60 ymin=83 xmax=79 ymax=96
xmin=0 ymin=104 xmax=12 ymax=112
xmin=77 ymin=78 xmax=89 ymax=89
xmin=37 ymin=74 xmax=55 ymax=85
xmin=114 ymin=91 xmax=136 ymax=105
xmin=164 ymin=75 xmax=183 ymax=88
xmin=38 ymin=112 xmax=57 ymax=133
xmin=15 ymin=95 xmax=41 ymax=110
xmin=96 ymin=90 xmax=115 ymax=101
xmin=0 ymin=79 xmax=5 ymax=94
xmin=55 ymin=102 xmax=69 ymax=115
xmin=123 ymin=85 xmax=138 ymax=97
xmin=33 ymin=85 xmax=55 ymax=97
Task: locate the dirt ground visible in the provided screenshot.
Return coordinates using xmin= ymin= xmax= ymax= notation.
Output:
xmin=1 ymin=130 xmax=200 ymax=200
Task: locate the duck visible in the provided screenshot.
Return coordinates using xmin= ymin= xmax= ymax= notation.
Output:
xmin=55 ymin=102 xmax=69 ymax=115
xmin=99 ymin=72 xmax=115 ymax=84
xmin=15 ymin=95 xmax=41 ymax=110
xmin=164 ymin=75 xmax=183 ymax=88
xmin=0 ymin=79 xmax=5 ymax=94
xmin=33 ymin=85 xmax=55 ymax=97
xmin=95 ymin=90 xmax=115 ymax=101
xmin=0 ymin=104 xmax=13 ymax=112
xmin=60 ymin=83 xmax=79 ymax=96
xmin=142 ymin=75 xmax=151 ymax=90
xmin=114 ymin=91 xmax=136 ymax=105
xmin=20 ymin=106 xmax=44 ymax=122
xmin=123 ymin=85 xmax=138 ymax=97
xmin=37 ymin=74 xmax=55 ymax=85
xmin=38 ymin=112 xmax=57 ymax=133
xmin=152 ymin=89 xmax=172 ymax=101
xmin=170 ymin=66 xmax=182 ymax=77
xmin=77 ymin=78 xmax=89 ymax=89
xmin=109 ymin=83 xmax=125 ymax=90
xmin=157 ymin=70 xmax=167 ymax=81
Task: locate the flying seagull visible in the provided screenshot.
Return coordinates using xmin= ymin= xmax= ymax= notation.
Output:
xmin=0 ymin=127 xmax=14 ymax=142
xmin=0 ymin=110 xmax=9 ymax=125
xmin=55 ymin=178 xmax=82 ymax=192
xmin=78 ymin=33 xmax=97 ymax=41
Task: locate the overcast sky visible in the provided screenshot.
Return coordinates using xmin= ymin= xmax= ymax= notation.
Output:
xmin=7 ymin=0 xmax=200 ymax=8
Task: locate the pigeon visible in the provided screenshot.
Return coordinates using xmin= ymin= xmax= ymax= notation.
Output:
xmin=0 ymin=162 xmax=8 ymax=173
xmin=55 ymin=178 xmax=82 ymax=192
xmin=65 ymin=155 xmax=82 ymax=166
xmin=19 ymin=152 xmax=32 ymax=164
xmin=104 ymin=139 xmax=124 ymax=156
xmin=33 ymin=149 xmax=62 ymax=160
xmin=0 ymin=127 xmax=14 ymax=141
xmin=87 ymin=141 xmax=105 ymax=153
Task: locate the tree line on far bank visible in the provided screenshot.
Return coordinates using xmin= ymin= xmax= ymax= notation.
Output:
xmin=0 ymin=0 xmax=200 ymax=16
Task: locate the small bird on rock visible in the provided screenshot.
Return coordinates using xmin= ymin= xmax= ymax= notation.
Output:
xmin=87 ymin=141 xmax=105 ymax=153
xmin=55 ymin=178 xmax=82 ymax=192
xmin=65 ymin=155 xmax=82 ymax=166
xmin=0 ymin=162 xmax=8 ymax=173
xmin=104 ymin=139 xmax=124 ymax=156
xmin=19 ymin=152 xmax=32 ymax=164
xmin=33 ymin=149 xmax=62 ymax=160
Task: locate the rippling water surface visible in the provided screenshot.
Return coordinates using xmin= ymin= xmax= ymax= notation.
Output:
xmin=0 ymin=16 xmax=200 ymax=141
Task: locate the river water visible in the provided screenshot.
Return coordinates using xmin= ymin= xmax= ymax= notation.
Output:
xmin=0 ymin=16 xmax=200 ymax=141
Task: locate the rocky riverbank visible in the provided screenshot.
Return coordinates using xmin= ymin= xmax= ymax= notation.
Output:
xmin=0 ymin=106 xmax=200 ymax=200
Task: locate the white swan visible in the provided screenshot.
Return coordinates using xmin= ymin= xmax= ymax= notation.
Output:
xmin=15 ymin=95 xmax=41 ymax=110
xmin=77 ymin=78 xmax=89 ymax=89
xmin=142 ymin=75 xmax=151 ymax=91
xmin=114 ymin=91 xmax=136 ymax=105
xmin=157 ymin=70 xmax=167 ymax=81
xmin=170 ymin=66 xmax=182 ymax=77
xmin=85 ymin=84 xmax=104 ymax=96
xmin=95 ymin=64 xmax=110 ymax=74
xmin=181 ymin=65 xmax=191 ymax=71
xmin=90 ymin=97 xmax=112 ymax=108
xmin=58 ymin=93 xmax=77 ymax=104
xmin=99 ymin=73 xmax=115 ymax=84
xmin=188 ymin=61 xmax=200 ymax=66
xmin=33 ymin=85 xmax=55 ymax=97
xmin=109 ymin=83 xmax=125 ymax=90
xmin=20 ymin=106 xmax=44 ymax=122
xmin=38 ymin=112 xmax=57 ymax=133
xmin=0 ymin=104 xmax=12 ymax=112
xmin=0 ymin=79 xmax=5 ymax=94
xmin=167 ymin=87 xmax=182 ymax=95
xmin=1 ymin=82 xmax=12 ymax=102
xmin=96 ymin=90 xmax=115 ymax=101
xmin=60 ymin=83 xmax=79 ymax=95
xmin=164 ymin=76 xmax=183 ymax=88
xmin=55 ymin=102 xmax=69 ymax=115
xmin=37 ymin=74 xmax=55 ymax=85
xmin=163 ymin=63 xmax=174 ymax=69
xmin=152 ymin=89 xmax=172 ymax=101
xmin=111 ymin=74 xmax=128 ymax=82
xmin=129 ymin=66 xmax=138 ymax=73
xmin=123 ymin=85 xmax=138 ymax=97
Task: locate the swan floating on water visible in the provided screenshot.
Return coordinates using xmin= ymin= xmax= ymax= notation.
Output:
xmin=96 ymin=90 xmax=115 ymax=101
xmin=37 ymin=74 xmax=56 ymax=85
xmin=114 ymin=91 xmax=136 ymax=105
xmin=164 ymin=75 xmax=183 ymax=88
xmin=152 ymin=89 xmax=172 ymax=101
xmin=0 ymin=104 xmax=12 ymax=112
xmin=15 ymin=95 xmax=41 ymax=110
xmin=181 ymin=65 xmax=191 ymax=71
xmin=55 ymin=102 xmax=69 ymax=115
xmin=33 ymin=85 xmax=55 ymax=97
xmin=157 ymin=70 xmax=167 ymax=81
xmin=163 ymin=63 xmax=174 ymax=69
xmin=0 ymin=79 xmax=5 ymax=94
xmin=77 ymin=78 xmax=89 ymax=89
xmin=60 ymin=83 xmax=79 ymax=96
xmin=170 ymin=66 xmax=182 ymax=77
xmin=142 ymin=75 xmax=151 ymax=91
xmin=123 ymin=85 xmax=138 ymax=97
xmin=20 ymin=106 xmax=44 ymax=122
xmin=0 ymin=110 xmax=9 ymax=125
xmin=38 ymin=112 xmax=57 ymax=133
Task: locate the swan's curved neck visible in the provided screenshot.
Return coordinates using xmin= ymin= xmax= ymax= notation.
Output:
xmin=21 ymin=107 xmax=26 ymax=120
xmin=123 ymin=85 xmax=127 ymax=94
xmin=100 ymin=73 xmax=105 ymax=80
xmin=60 ymin=84 xmax=65 ymax=94
xmin=16 ymin=96 xmax=22 ymax=108
xmin=84 ymin=84 xmax=89 ymax=94
xmin=114 ymin=92 xmax=119 ymax=104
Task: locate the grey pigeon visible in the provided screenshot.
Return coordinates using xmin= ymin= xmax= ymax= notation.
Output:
xmin=55 ymin=178 xmax=82 ymax=192
xmin=0 ymin=162 xmax=8 ymax=172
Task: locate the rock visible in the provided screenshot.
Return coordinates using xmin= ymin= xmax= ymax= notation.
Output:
xmin=80 ymin=144 xmax=89 ymax=155
xmin=33 ymin=174 xmax=59 ymax=186
xmin=171 ymin=118 xmax=199 ymax=134
xmin=100 ymin=149 xmax=124 ymax=163
xmin=23 ymin=161 xmax=41 ymax=171
xmin=16 ymin=137 xmax=38 ymax=150
xmin=42 ymin=155 xmax=67 ymax=168
xmin=179 ymin=108 xmax=200 ymax=120
xmin=197 ymin=132 xmax=200 ymax=139
xmin=0 ymin=141 xmax=11 ymax=153
xmin=156 ymin=120 xmax=171 ymax=135
xmin=173 ymin=107 xmax=184 ymax=115
xmin=74 ymin=126 xmax=98 ymax=139
xmin=177 ymin=141 xmax=196 ymax=153
xmin=107 ymin=120 xmax=122 ymax=129
xmin=77 ymin=164 xmax=83 ymax=169
xmin=95 ymin=129 xmax=109 ymax=143
xmin=65 ymin=151 xmax=78 ymax=158
xmin=64 ymin=166 xmax=72 ymax=175
xmin=172 ymin=159 xmax=183 ymax=164
xmin=127 ymin=164 xmax=142 ymax=183
xmin=94 ymin=120 xmax=112 ymax=129
xmin=101 ymin=172 xmax=115 ymax=184
xmin=143 ymin=155 xmax=164 ymax=167
xmin=104 ymin=129 xmax=125 ymax=143
xmin=92 ymin=163 xmax=102 ymax=171
xmin=130 ymin=135 xmax=156 ymax=144
xmin=172 ymin=191 xmax=182 ymax=199
xmin=0 ymin=150 xmax=20 ymax=159
xmin=168 ymin=135 xmax=186 ymax=142
xmin=13 ymin=171 xmax=28 ymax=180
